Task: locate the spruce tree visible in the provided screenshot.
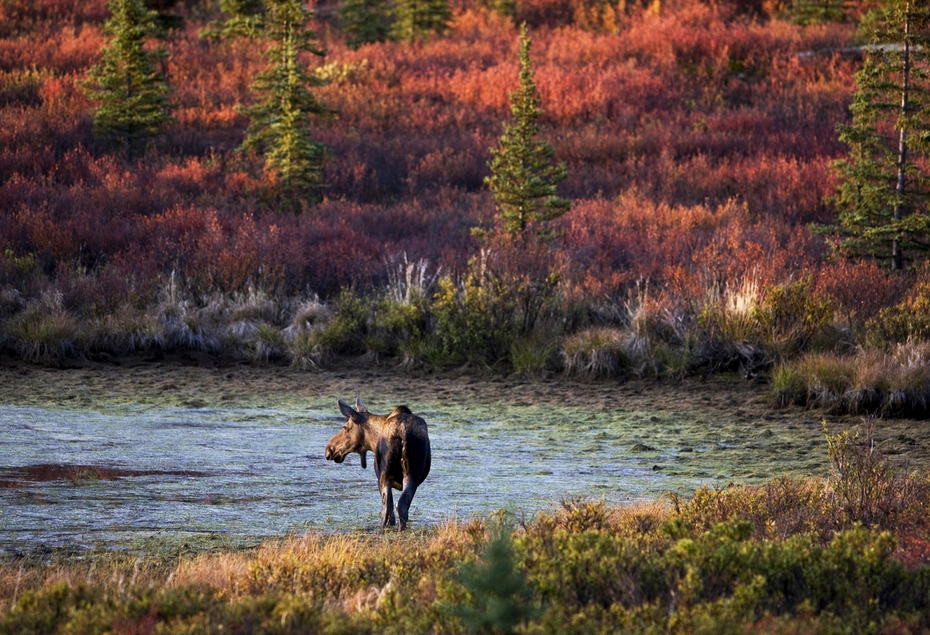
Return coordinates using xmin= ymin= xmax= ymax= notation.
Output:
xmin=485 ymin=24 xmax=570 ymax=244
xmin=144 ymin=0 xmax=185 ymax=32
xmin=452 ymin=527 xmax=538 ymax=634
xmin=236 ymin=0 xmax=330 ymax=207
xmin=82 ymin=0 xmax=172 ymax=157
xmin=390 ymin=0 xmax=451 ymax=43
xmin=339 ymin=0 xmax=392 ymax=50
xmin=828 ymin=0 xmax=930 ymax=270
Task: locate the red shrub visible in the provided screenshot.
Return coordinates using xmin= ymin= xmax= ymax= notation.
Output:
xmin=815 ymin=260 xmax=911 ymax=329
xmin=0 ymin=0 xmax=865 ymax=307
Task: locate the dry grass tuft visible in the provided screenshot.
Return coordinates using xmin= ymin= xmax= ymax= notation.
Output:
xmin=9 ymin=291 xmax=78 ymax=364
xmin=561 ymin=326 xmax=628 ymax=378
xmin=772 ymin=340 xmax=930 ymax=416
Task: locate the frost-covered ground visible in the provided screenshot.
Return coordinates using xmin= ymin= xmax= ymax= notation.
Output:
xmin=2 ymin=357 xmax=927 ymax=552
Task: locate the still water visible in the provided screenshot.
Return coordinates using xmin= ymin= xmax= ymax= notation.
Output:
xmin=0 ymin=400 xmax=824 ymax=552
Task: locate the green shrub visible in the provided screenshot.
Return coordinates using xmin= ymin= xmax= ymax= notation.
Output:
xmin=431 ymin=267 xmax=518 ymax=367
xmin=315 ymin=288 xmax=369 ymax=356
xmin=751 ymin=276 xmax=834 ymax=357
xmin=510 ymin=334 xmax=559 ymax=375
xmin=0 ymin=248 xmax=37 ymax=281
xmin=670 ymin=478 xmax=835 ymax=543
xmin=865 ymin=280 xmax=930 ymax=346
xmin=370 ymin=294 xmax=429 ymax=358
xmin=698 ymin=277 xmax=834 ymax=373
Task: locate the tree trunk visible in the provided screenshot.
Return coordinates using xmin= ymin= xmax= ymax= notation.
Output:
xmin=892 ymin=0 xmax=912 ymax=271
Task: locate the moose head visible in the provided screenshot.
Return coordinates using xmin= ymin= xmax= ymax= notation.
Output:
xmin=325 ymin=397 xmax=371 ymax=469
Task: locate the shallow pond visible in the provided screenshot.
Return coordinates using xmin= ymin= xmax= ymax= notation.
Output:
xmin=0 ymin=391 xmax=833 ymax=553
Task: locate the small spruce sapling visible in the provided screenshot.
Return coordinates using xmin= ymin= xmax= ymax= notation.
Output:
xmin=206 ymin=0 xmax=331 ymax=209
xmin=485 ymin=23 xmax=570 ymax=245
xmin=453 ymin=525 xmax=538 ymax=634
xmin=390 ymin=0 xmax=451 ymax=43
xmin=339 ymin=0 xmax=392 ymax=50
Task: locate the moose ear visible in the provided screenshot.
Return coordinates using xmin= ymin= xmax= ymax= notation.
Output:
xmin=338 ymin=399 xmax=358 ymax=419
xmin=356 ymin=397 xmax=368 ymax=413
xmin=359 ymin=450 xmax=367 ymax=470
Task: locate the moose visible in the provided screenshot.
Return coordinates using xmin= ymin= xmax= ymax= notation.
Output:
xmin=325 ymin=397 xmax=431 ymax=530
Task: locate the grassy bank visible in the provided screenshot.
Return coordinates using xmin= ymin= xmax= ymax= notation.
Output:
xmin=5 ymin=266 xmax=930 ymax=419
xmin=2 ymin=427 xmax=930 ymax=634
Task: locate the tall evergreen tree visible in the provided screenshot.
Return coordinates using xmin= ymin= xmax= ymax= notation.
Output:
xmin=339 ymin=0 xmax=392 ymax=50
xmin=485 ymin=24 xmax=570 ymax=244
xmin=828 ymin=0 xmax=930 ymax=270
xmin=390 ymin=0 xmax=451 ymax=43
xmin=235 ymin=0 xmax=330 ymax=207
xmin=82 ymin=0 xmax=172 ymax=157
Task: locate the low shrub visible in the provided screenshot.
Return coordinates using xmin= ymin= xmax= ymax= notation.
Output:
xmin=3 ymin=480 xmax=930 ymax=634
xmin=772 ymin=343 xmax=930 ymax=416
xmin=751 ymin=276 xmax=834 ymax=358
xmin=431 ymin=262 xmax=519 ymax=367
xmin=510 ymin=334 xmax=560 ymax=375
xmin=671 ymin=477 xmax=835 ymax=542
xmin=824 ymin=419 xmax=930 ymax=530
xmin=7 ymin=291 xmax=79 ymax=364
xmin=313 ymin=289 xmax=370 ymax=358
xmin=865 ymin=279 xmax=930 ymax=346
xmin=251 ymin=322 xmax=285 ymax=363
xmin=85 ymin=306 xmax=166 ymax=355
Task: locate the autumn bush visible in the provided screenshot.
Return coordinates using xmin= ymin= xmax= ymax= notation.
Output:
xmin=0 ymin=0 xmax=922 ymax=388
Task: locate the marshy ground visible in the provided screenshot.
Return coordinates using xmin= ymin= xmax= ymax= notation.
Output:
xmin=2 ymin=355 xmax=929 ymax=554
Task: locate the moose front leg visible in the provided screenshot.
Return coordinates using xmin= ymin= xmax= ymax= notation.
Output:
xmin=379 ymin=473 xmax=396 ymax=527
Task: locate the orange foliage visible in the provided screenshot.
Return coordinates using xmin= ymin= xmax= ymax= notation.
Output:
xmin=0 ymin=0 xmax=897 ymax=318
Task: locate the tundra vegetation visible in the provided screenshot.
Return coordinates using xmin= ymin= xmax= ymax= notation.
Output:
xmin=4 ymin=0 xmax=930 ymax=417
xmin=3 ymin=0 xmax=930 ymax=414
xmin=4 ymin=3 xmax=930 ymax=628
xmin=2 ymin=425 xmax=930 ymax=633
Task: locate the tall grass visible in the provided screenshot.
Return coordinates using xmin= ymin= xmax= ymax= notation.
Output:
xmin=772 ymin=340 xmax=930 ymax=416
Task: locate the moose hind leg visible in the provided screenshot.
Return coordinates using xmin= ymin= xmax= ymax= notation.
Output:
xmin=397 ymin=479 xmax=419 ymax=531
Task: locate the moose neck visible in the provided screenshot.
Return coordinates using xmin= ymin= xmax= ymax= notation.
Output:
xmin=359 ymin=415 xmax=391 ymax=452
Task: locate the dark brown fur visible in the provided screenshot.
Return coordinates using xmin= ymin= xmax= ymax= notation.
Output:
xmin=325 ymin=397 xmax=431 ymax=530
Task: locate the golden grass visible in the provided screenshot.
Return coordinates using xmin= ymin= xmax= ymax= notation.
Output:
xmin=773 ymin=340 xmax=930 ymax=415
xmin=561 ymin=326 xmax=627 ymax=377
